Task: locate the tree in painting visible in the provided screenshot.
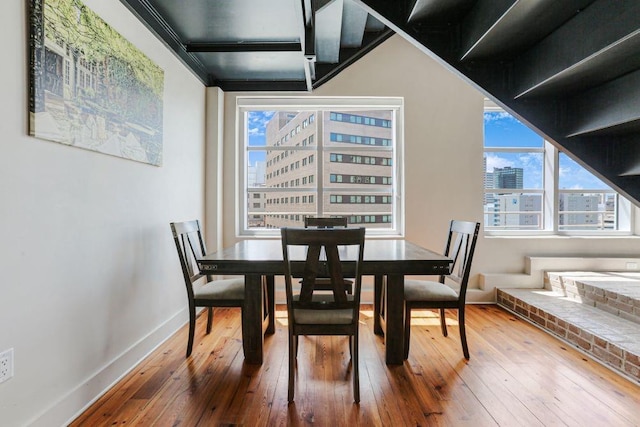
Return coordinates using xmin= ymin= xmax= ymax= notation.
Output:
xmin=29 ymin=0 xmax=164 ymax=165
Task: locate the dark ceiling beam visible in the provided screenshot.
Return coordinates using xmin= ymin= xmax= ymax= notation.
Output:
xmin=216 ymin=80 xmax=309 ymax=92
xmin=304 ymin=3 xmax=316 ymax=60
xmin=118 ymin=0 xmax=211 ymax=85
xmin=185 ymin=42 xmax=302 ymax=53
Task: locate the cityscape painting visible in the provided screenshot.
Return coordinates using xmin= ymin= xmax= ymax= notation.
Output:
xmin=29 ymin=0 xmax=164 ymax=166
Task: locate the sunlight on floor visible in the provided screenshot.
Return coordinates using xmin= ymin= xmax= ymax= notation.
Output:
xmin=408 ymin=310 xmax=459 ymax=326
xmin=275 ymin=308 xmax=458 ymax=326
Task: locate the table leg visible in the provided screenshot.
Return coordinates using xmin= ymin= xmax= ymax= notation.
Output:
xmin=385 ymin=274 xmax=405 ymax=365
xmin=242 ymin=274 xmax=264 ymax=364
xmin=265 ymin=275 xmax=276 ymax=334
xmin=373 ymin=274 xmax=383 ymax=335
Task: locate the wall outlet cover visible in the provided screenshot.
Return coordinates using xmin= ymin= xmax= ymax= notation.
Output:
xmin=0 ymin=348 xmax=14 ymax=384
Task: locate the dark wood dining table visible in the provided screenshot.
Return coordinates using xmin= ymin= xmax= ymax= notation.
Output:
xmin=197 ymin=238 xmax=452 ymax=365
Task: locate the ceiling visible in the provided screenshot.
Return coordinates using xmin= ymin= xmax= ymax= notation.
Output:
xmin=118 ymin=0 xmax=640 ymax=206
xmin=119 ymin=0 xmax=393 ymax=91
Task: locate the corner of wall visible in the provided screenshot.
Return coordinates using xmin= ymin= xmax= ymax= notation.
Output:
xmin=205 ymin=88 xmax=226 ymax=253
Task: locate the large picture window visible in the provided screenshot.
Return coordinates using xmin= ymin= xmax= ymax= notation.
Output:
xmin=484 ymin=100 xmax=631 ymax=234
xmin=238 ymin=97 xmax=404 ymax=237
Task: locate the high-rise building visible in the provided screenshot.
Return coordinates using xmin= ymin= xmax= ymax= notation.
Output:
xmin=259 ymin=110 xmax=394 ymax=229
xmin=485 ymin=165 xmax=536 ymax=229
xmin=493 ymin=166 xmax=523 ymax=191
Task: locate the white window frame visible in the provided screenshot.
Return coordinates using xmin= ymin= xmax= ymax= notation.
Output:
xmin=555 ymin=152 xmax=632 ymax=236
xmin=484 ymin=101 xmax=632 ymax=236
xmin=236 ymin=96 xmax=405 ymax=238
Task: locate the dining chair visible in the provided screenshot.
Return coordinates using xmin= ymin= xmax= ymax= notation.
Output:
xmin=281 ymin=226 xmax=366 ymax=403
xmin=304 ymin=216 xmax=348 ymax=228
xmin=402 ymin=220 xmax=480 ymax=360
xmin=303 ymin=216 xmax=353 ymax=294
xmin=170 ymin=220 xmax=248 ymax=358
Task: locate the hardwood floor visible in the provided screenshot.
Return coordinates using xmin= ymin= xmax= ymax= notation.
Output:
xmin=71 ymin=305 xmax=640 ymax=426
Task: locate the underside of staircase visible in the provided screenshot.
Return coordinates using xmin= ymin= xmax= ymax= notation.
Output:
xmin=354 ymin=0 xmax=640 ymax=207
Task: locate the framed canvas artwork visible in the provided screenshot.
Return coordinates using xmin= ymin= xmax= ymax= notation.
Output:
xmin=29 ymin=0 xmax=164 ymax=166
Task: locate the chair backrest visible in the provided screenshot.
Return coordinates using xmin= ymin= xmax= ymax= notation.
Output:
xmin=441 ymin=220 xmax=480 ymax=300
xmin=304 ymin=216 xmax=348 ymax=228
xmin=281 ymin=227 xmax=365 ymax=314
xmin=170 ymin=220 xmax=208 ymax=298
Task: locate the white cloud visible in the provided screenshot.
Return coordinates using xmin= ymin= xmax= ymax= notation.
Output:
xmin=247 ymin=111 xmax=275 ymax=136
xmin=483 ymin=111 xmax=514 ymax=123
xmin=518 ymin=153 xmax=540 ymax=167
xmin=558 ymin=166 xmax=571 ymax=178
xmin=485 ymin=153 xmax=513 ymax=171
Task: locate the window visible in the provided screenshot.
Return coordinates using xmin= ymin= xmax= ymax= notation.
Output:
xmin=483 ymin=100 xmax=630 ymax=234
xmin=239 ymin=96 xmax=404 ymax=236
xmin=558 ymin=153 xmax=624 ymax=231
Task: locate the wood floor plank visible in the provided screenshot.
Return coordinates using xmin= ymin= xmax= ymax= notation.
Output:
xmin=71 ymin=305 xmax=640 ymax=426
xmin=470 ymin=305 xmax=640 ymax=425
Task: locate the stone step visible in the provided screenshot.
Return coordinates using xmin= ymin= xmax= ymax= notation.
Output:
xmin=497 ymin=287 xmax=640 ymax=384
xmin=545 ymin=271 xmax=640 ymax=324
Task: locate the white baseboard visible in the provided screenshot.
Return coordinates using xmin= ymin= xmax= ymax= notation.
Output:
xmin=26 ymin=309 xmax=187 ymax=427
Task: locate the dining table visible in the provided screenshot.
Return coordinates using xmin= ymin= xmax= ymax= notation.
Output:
xmin=197 ymin=238 xmax=452 ymax=365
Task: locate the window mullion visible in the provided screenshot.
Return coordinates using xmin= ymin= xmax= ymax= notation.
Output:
xmin=317 ymin=111 xmax=324 ymax=216
xmin=544 ymin=141 xmax=557 ymax=232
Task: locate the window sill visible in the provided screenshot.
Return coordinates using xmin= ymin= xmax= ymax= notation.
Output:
xmin=484 ymin=232 xmax=639 ymax=239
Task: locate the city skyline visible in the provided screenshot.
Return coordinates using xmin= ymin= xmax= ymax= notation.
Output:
xmin=484 ymin=111 xmax=611 ymax=190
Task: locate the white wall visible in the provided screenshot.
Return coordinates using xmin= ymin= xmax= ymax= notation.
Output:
xmin=0 ymin=1 xmax=206 ymax=425
xmin=216 ymin=35 xmax=640 ymax=297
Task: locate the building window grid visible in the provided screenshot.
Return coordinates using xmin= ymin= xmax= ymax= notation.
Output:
xmin=330 ymin=153 xmax=393 ymax=166
xmin=330 ymin=132 xmax=391 ymax=146
xmin=330 ymin=111 xmax=392 ymax=128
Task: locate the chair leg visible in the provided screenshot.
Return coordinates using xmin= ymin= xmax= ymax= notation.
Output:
xmin=186 ymin=305 xmax=196 ymax=358
xmin=353 ymin=331 xmax=360 ymax=403
xmin=440 ymin=308 xmax=448 ymax=337
xmin=205 ymin=307 xmax=213 ymax=334
xmin=404 ymin=305 xmax=411 ymax=360
xmin=288 ymin=331 xmax=296 ymax=403
xmin=458 ymin=307 xmax=469 ymax=359
xmin=380 ymin=281 xmax=386 ymax=319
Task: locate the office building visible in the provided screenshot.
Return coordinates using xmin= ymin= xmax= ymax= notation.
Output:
xmin=261 ymin=110 xmax=394 ymax=229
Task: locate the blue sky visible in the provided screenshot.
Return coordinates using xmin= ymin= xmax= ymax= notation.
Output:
xmin=247 ymin=111 xmax=274 ymax=147
xmin=247 ymin=111 xmax=274 ymax=164
xmin=484 ymin=111 xmax=609 ymax=190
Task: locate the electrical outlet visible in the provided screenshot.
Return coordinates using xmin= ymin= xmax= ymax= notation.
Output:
xmin=0 ymin=348 xmax=14 ymax=384
xmin=626 ymin=262 xmax=638 ymax=270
